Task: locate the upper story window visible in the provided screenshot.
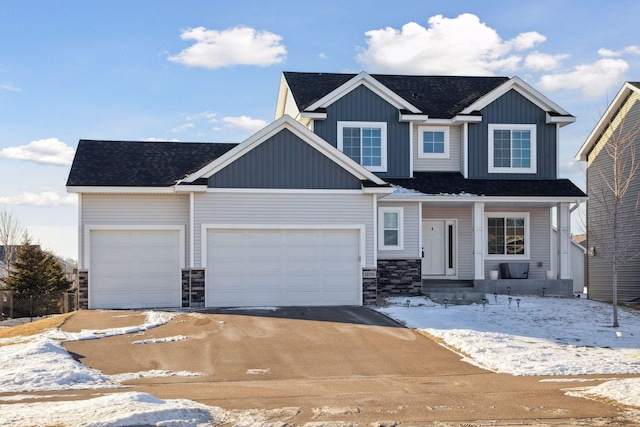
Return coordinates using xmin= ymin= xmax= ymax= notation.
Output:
xmin=418 ymin=126 xmax=449 ymax=159
xmin=488 ymin=124 xmax=536 ymax=174
xmin=338 ymin=121 xmax=387 ymax=172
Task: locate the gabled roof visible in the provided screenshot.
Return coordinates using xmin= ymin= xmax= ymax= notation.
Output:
xmin=281 ymin=71 xmax=509 ymax=119
xmin=181 ymin=115 xmax=388 ymax=187
xmin=386 ymin=172 xmax=587 ymax=198
xmin=576 ymin=82 xmax=640 ymax=161
xmin=67 ymin=140 xmax=237 ymax=187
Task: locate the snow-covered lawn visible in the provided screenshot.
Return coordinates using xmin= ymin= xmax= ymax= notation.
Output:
xmin=376 ymin=295 xmax=640 ymax=408
xmin=0 ymin=296 xmax=638 ymax=426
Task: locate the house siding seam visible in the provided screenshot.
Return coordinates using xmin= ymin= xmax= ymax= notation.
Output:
xmin=208 ymin=128 xmax=361 ymax=189
xmin=376 ymin=259 xmax=422 ymax=296
xmin=586 ymin=92 xmax=640 ymax=302
xmin=312 ymin=85 xmax=411 ymax=178
xmin=468 ymin=89 xmax=557 ymax=179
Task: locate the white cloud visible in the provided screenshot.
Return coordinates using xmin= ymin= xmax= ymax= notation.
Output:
xmin=0 ymin=191 xmax=76 ymax=207
xmin=1 ymin=83 xmax=22 ymax=92
xmin=319 ymin=52 xmax=328 ymax=60
xmin=598 ymin=46 xmax=640 ymax=57
xmin=0 ymin=138 xmax=74 ymax=166
xmin=538 ymin=58 xmax=629 ymax=97
xmin=169 ymin=123 xmax=195 ymax=133
xmin=524 ymin=52 xmax=569 ymax=71
xmin=186 ymin=111 xmax=218 ymax=122
xmin=356 ymin=14 xmax=547 ymax=75
xmin=221 ymin=116 xmax=268 ymax=133
xmin=167 ymin=26 xmax=286 ymax=69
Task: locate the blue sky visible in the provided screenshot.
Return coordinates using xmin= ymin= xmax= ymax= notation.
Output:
xmin=1 ymin=1 xmax=639 ymax=259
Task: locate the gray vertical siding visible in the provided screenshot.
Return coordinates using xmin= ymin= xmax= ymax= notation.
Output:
xmin=468 ymin=89 xmax=557 ymax=179
xmin=313 ymin=85 xmax=411 ymax=178
xmin=484 ymin=207 xmax=551 ymax=280
xmin=209 ymin=128 xmax=361 ymax=189
xmin=587 ymin=92 xmax=640 ymax=302
xmin=422 ymin=205 xmax=473 ymax=279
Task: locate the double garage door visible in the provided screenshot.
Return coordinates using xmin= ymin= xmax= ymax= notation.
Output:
xmin=89 ymin=228 xmax=361 ymax=308
xmin=206 ymin=228 xmax=361 ymax=307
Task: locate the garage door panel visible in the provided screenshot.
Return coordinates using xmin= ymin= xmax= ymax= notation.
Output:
xmin=207 ymin=228 xmax=360 ymax=307
xmin=90 ymin=229 xmax=181 ymax=309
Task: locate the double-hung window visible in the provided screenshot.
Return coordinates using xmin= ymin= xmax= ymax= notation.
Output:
xmin=488 ymin=124 xmax=536 ymax=174
xmin=486 ymin=213 xmax=529 ymax=259
xmin=378 ymin=207 xmax=403 ymax=250
xmin=338 ymin=121 xmax=387 ymax=172
xmin=418 ymin=126 xmax=449 ymax=158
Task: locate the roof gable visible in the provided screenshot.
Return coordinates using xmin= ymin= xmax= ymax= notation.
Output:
xmin=576 ymin=82 xmax=640 ymax=161
xmin=182 ymin=115 xmax=387 ymax=186
xmin=280 ymin=72 xmax=510 ymax=119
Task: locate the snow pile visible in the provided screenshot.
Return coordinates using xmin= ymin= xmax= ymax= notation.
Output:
xmin=133 ymin=335 xmax=188 ymax=344
xmin=0 ymin=392 xmax=225 ymax=427
xmin=376 ymin=295 xmax=640 ymax=407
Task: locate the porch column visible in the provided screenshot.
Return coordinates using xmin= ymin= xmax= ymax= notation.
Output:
xmin=556 ymin=202 xmax=571 ymax=279
xmin=473 ymin=202 xmax=485 ymax=280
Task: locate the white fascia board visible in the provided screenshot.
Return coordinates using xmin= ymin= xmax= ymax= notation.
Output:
xmin=306 ymin=72 xmax=421 ymax=113
xmin=399 ymin=113 xmax=429 ymax=122
xmin=363 ymin=186 xmax=395 ymax=194
xmin=461 ymin=76 xmax=571 ymax=116
xmin=546 ymin=113 xmax=576 ymax=127
xmin=275 ymin=73 xmax=298 ymax=120
xmin=182 ymin=115 xmax=387 ymax=186
xmin=66 ymin=186 xmax=176 ymax=194
xmin=174 ymin=185 xmax=208 ymax=193
xmin=300 ymin=111 xmax=327 ymax=120
xmin=576 ymin=82 xmax=639 ymax=161
xmin=380 ymin=194 xmax=587 ymax=203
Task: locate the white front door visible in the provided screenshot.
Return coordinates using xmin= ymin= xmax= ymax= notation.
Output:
xmin=422 ymin=220 xmax=446 ymax=275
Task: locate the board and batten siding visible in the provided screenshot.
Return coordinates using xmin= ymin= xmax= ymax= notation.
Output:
xmin=80 ymin=194 xmax=190 ymax=269
xmin=312 ymin=84 xmax=411 ymax=178
xmin=423 ymin=205 xmax=473 ymax=280
xmin=413 ymin=125 xmax=462 ymax=172
xmin=377 ymin=202 xmax=420 ymax=260
xmin=586 ymin=91 xmax=640 ymax=302
xmin=484 ymin=207 xmax=551 ymax=280
xmin=208 ymin=128 xmax=361 ymax=190
xmin=194 ymin=192 xmax=375 ymax=268
xmin=468 ymin=89 xmax=557 ymax=179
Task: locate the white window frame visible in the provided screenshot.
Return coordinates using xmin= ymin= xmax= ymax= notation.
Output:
xmin=488 ymin=124 xmax=537 ymax=174
xmin=378 ymin=207 xmax=404 ymax=250
xmin=417 ymin=126 xmax=450 ymax=159
xmin=338 ymin=121 xmax=387 ymax=172
xmin=484 ymin=212 xmax=530 ymax=260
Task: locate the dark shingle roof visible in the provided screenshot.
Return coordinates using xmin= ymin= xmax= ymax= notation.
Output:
xmin=283 ymin=72 xmax=509 ymax=119
xmin=67 ymin=140 xmax=238 ymax=187
xmin=387 ymin=172 xmax=587 ymax=198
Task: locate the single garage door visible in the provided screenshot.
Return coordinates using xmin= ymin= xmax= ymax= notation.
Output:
xmin=90 ymin=229 xmax=182 ymax=309
xmin=206 ymin=228 xmax=361 ymax=307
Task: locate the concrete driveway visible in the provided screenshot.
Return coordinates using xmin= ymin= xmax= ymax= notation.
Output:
xmin=61 ymin=307 xmax=629 ymax=425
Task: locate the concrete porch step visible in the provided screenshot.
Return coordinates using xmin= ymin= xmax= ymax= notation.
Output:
xmin=422 ymin=280 xmax=473 ymax=289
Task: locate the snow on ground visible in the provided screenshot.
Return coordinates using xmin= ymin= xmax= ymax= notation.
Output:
xmin=376 ymin=295 xmax=640 ymax=407
xmin=0 ymin=298 xmax=639 ymax=426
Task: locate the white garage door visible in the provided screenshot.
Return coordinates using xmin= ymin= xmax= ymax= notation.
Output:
xmin=90 ymin=230 xmax=182 ymax=309
xmin=206 ymin=229 xmax=361 ymax=307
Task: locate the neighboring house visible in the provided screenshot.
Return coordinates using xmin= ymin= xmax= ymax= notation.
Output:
xmin=550 ymin=230 xmax=586 ymax=295
xmin=576 ymin=82 xmax=640 ymax=303
xmin=1 ymin=245 xmax=76 ymax=287
xmin=67 ymin=71 xmax=586 ymax=309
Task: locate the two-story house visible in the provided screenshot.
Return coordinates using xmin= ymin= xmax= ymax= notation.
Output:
xmin=67 ymin=71 xmax=586 ymax=309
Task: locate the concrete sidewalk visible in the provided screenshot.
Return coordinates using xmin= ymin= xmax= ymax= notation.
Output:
xmin=57 ymin=307 xmax=631 ymax=425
